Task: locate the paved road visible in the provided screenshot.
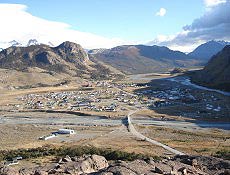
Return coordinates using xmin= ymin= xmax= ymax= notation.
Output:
xmin=127 ymin=110 xmax=185 ymax=155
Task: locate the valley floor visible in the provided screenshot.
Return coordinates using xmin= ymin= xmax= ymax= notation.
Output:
xmin=0 ymin=72 xmax=229 ymax=167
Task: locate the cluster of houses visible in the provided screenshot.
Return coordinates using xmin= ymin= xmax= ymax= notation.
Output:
xmin=136 ymin=87 xmax=224 ymax=115
xmin=18 ymin=82 xmax=139 ymax=112
xmin=137 ymin=87 xmax=200 ymax=108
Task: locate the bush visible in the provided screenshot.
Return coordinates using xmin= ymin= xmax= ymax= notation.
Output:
xmin=0 ymin=145 xmax=152 ymax=162
xmin=214 ymin=149 xmax=230 ymax=160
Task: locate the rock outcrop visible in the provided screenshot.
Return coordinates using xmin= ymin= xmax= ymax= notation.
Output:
xmin=0 ymin=154 xmax=229 ymax=175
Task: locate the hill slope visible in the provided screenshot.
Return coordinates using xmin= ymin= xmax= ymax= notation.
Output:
xmin=191 ymin=45 xmax=230 ymax=91
xmin=188 ymin=40 xmax=230 ymax=61
xmin=91 ymin=45 xmax=200 ymax=74
xmin=0 ymin=41 xmax=121 ymax=89
xmin=0 ymin=41 xmax=121 ymax=79
xmin=0 ymin=41 xmax=90 ymax=74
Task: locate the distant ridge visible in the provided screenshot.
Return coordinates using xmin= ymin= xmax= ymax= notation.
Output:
xmin=1 ymin=39 xmax=229 ymax=75
xmin=188 ymin=40 xmax=230 ymax=61
xmin=90 ymin=45 xmax=200 ymax=74
xmin=0 ymin=39 xmax=55 ymax=50
xmin=9 ymin=40 xmax=22 ymax=47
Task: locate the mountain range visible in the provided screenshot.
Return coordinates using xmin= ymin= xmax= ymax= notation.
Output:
xmin=89 ymin=45 xmax=200 ymax=74
xmin=88 ymin=40 xmax=230 ymax=74
xmin=0 ymin=39 xmax=54 ymax=51
xmin=0 ymin=39 xmax=229 ymax=75
xmin=0 ymin=41 xmax=117 ymax=80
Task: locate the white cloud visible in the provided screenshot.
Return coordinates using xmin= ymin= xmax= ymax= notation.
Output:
xmin=0 ymin=3 xmax=132 ymax=49
xmin=155 ymin=8 xmax=166 ymax=17
xmin=204 ymin=0 xmax=227 ymax=7
xmin=148 ymin=1 xmax=230 ymax=52
xmin=146 ymin=34 xmax=175 ymax=44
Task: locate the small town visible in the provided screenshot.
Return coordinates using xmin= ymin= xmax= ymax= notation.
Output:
xmin=15 ymin=81 xmax=140 ymax=113
xmin=0 ymin=1 xmax=229 ymax=173
xmin=8 ymin=79 xmax=227 ymax=123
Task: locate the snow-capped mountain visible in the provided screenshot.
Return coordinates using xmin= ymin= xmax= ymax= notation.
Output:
xmin=26 ymin=39 xmax=40 ymax=46
xmin=0 ymin=40 xmax=23 ymax=49
xmin=0 ymin=39 xmax=55 ymax=50
xmin=9 ymin=40 xmax=22 ymax=47
xmin=188 ymin=40 xmax=230 ymax=60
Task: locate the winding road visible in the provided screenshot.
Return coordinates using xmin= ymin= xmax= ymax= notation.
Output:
xmin=116 ymin=79 xmax=185 ymax=155
xmin=127 ymin=110 xmax=185 ymax=155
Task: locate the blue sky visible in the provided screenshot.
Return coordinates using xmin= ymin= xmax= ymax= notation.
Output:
xmin=0 ymin=0 xmax=229 ymax=51
xmin=0 ymin=0 xmax=205 ymax=41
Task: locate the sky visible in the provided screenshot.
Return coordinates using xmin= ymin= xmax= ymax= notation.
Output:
xmin=0 ymin=0 xmax=229 ymax=52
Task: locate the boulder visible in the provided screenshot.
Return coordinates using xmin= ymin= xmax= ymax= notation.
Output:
xmin=0 ymin=166 xmax=19 ymax=175
xmin=154 ymin=162 xmax=172 ymax=174
xmin=104 ymin=166 xmax=137 ymax=175
xmin=62 ymin=155 xmax=72 ymax=162
xmin=0 ymin=154 xmax=228 ymax=175
xmin=18 ymin=168 xmax=33 ymax=175
xmin=33 ymin=169 xmax=48 ymax=175
xmin=80 ymin=154 xmax=109 ymax=173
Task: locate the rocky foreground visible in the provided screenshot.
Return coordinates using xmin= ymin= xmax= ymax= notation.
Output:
xmin=1 ymin=154 xmax=230 ymax=175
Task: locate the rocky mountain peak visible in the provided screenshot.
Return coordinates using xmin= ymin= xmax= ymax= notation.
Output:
xmin=0 ymin=41 xmax=89 ymax=73
xmin=9 ymin=40 xmax=22 ymax=47
xmin=56 ymin=41 xmax=84 ymax=52
xmin=55 ymin=41 xmax=89 ymax=63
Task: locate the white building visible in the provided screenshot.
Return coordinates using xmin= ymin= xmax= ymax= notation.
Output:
xmin=58 ymin=129 xmax=75 ymax=134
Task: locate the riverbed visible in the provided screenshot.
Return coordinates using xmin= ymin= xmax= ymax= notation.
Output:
xmin=168 ymin=76 xmax=230 ymax=96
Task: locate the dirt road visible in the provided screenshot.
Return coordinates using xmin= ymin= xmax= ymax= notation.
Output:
xmin=127 ymin=110 xmax=185 ymax=155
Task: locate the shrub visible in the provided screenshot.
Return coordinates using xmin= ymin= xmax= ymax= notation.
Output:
xmin=214 ymin=149 xmax=230 ymax=160
xmin=0 ymin=145 xmax=152 ymax=162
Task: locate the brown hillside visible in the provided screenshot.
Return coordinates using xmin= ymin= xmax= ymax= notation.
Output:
xmin=191 ymin=45 xmax=230 ymax=91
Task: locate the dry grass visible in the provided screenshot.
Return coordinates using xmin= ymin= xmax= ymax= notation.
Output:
xmin=133 ymin=109 xmax=191 ymax=121
xmin=136 ymin=125 xmax=230 ymax=156
xmin=0 ymin=68 xmax=77 ymax=88
xmin=80 ymin=125 xmax=171 ymax=157
xmin=0 ymin=124 xmax=54 ymax=150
